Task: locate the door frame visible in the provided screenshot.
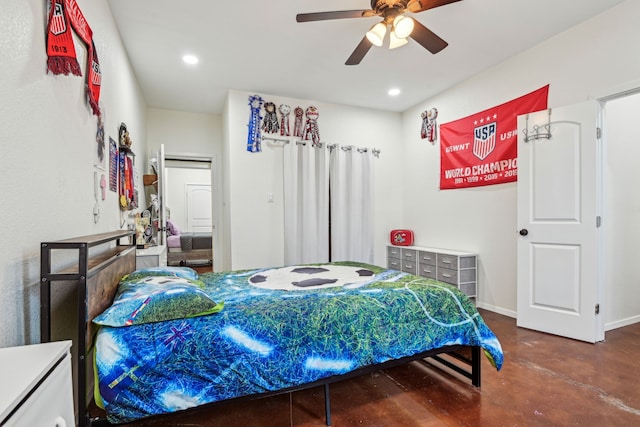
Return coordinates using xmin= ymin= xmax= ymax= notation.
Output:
xmin=593 ymin=79 xmax=640 ymax=332
xmin=164 ymin=152 xmax=222 ymax=273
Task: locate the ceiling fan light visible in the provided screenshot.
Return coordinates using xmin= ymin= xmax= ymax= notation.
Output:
xmin=393 ymin=15 xmax=414 ymax=39
xmin=389 ymin=30 xmax=408 ymax=49
xmin=366 ymin=22 xmax=387 ymax=47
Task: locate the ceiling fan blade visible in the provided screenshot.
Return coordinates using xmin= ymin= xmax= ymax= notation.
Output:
xmin=296 ymin=10 xmax=374 ymax=23
xmin=407 ymin=0 xmax=463 ymax=14
xmin=409 ymin=20 xmax=448 ymax=54
xmin=345 ymin=37 xmax=373 ymax=66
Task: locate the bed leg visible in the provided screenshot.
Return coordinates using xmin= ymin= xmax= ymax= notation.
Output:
xmin=471 ymin=346 xmax=482 ymax=387
xmin=324 ymin=383 xmax=332 ymax=426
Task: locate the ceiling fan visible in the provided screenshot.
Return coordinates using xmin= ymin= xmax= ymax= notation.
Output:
xmin=296 ymin=0 xmax=462 ymax=65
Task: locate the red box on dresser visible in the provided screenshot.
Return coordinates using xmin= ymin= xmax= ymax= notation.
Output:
xmin=390 ymin=229 xmax=414 ymax=246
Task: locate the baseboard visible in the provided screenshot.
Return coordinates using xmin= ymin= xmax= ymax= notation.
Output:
xmin=605 ymin=315 xmax=640 ymax=331
xmin=477 ymin=303 xmax=639 ymax=332
xmin=475 ymin=302 xmax=517 ymax=319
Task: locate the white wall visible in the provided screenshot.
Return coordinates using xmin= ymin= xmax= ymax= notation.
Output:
xmin=146 ymin=109 xmax=222 ymax=159
xmin=0 ymin=0 xmax=147 ymax=347
xmin=224 ymin=90 xmax=404 ymax=271
xmin=401 ymin=0 xmax=640 ymax=316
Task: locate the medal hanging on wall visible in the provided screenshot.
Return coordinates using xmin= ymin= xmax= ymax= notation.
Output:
xmin=421 ymin=108 xmax=438 ymax=143
xmin=293 ymin=106 xmax=304 ymax=138
xmin=303 ymin=106 xmax=321 ymax=147
xmin=262 ymin=102 xmax=279 ymax=134
xmin=96 ymin=112 xmax=105 ymax=164
xmin=247 ymin=95 xmax=264 ymax=152
xmin=279 ymin=104 xmax=291 ymax=136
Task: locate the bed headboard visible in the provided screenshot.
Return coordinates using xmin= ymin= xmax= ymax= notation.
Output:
xmin=86 ymin=246 xmax=136 ymax=344
xmin=40 ymin=230 xmax=137 ymax=426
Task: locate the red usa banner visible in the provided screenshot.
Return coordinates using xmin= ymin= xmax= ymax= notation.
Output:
xmin=439 ymin=85 xmax=549 ymax=190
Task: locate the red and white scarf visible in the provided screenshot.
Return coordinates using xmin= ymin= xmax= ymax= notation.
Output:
xmin=46 ymin=0 xmax=101 ymax=116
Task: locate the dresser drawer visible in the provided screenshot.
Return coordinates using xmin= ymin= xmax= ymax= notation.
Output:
xmin=418 ymin=263 xmax=437 ymax=279
xmin=459 ymin=255 xmax=476 ymax=269
xmin=3 ymin=345 xmax=74 ymax=427
xmin=418 ymin=250 xmax=436 ymax=266
xmin=8 ymin=355 xmax=74 ymax=427
xmin=460 ymin=282 xmax=477 ymax=297
xmin=388 ymin=257 xmax=402 ymax=270
xmin=437 ymin=267 xmax=458 ymax=285
xmin=401 ymin=249 xmax=417 ymax=263
xmin=387 ymin=246 xmax=402 ymax=260
xmin=459 ymin=268 xmax=476 ymax=283
xmin=401 ymin=260 xmax=417 ymax=275
xmin=437 ymin=253 xmax=459 ymax=270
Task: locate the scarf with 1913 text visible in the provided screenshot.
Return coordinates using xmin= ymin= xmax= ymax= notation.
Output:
xmin=46 ymin=0 xmax=101 ymax=116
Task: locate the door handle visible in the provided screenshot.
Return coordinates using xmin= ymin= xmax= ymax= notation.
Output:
xmin=519 ymin=229 xmax=529 ymax=236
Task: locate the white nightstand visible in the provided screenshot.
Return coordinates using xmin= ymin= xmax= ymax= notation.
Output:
xmin=136 ymin=244 xmax=167 ymax=269
xmin=0 ymin=341 xmax=74 ymax=426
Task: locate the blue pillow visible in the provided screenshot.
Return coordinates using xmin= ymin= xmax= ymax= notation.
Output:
xmin=93 ymin=275 xmax=223 ymax=327
xmin=121 ymin=266 xmax=199 ymax=283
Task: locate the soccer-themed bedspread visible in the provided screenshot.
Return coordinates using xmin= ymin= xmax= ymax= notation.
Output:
xmin=93 ymin=262 xmax=504 ymax=424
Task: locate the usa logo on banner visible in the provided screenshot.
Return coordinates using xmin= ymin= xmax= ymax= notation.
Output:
xmin=439 ymin=85 xmax=549 ymax=190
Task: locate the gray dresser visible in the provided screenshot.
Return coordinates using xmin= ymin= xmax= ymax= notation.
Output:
xmin=387 ymin=245 xmax=477 ymax=298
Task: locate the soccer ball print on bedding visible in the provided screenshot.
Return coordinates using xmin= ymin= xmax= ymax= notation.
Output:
xmin=249 ymin=265 xmax=375 ymax=291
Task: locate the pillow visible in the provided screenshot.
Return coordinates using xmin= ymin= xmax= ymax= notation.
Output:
xmin=121 ymin=266 xmax=199 ymax=283
xmin=93 ymin=276 xmax=223 ymax=327
xmin=166 ymin=219 xmax=180 ymax=237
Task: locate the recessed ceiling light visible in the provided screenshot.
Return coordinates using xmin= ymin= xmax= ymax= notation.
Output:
xmin=388 ymin=88 xmax=401 ymax=96
xmin=182 ymin=54 xmax=199 ymax=65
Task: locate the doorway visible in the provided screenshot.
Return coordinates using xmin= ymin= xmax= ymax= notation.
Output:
xmin=164 ymin=157 xmax=215 ymax=268
xmin=601 ymin=91 xmax=640 ymax=331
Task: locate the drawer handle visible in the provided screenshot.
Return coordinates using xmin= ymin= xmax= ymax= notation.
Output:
xmin=442 ymin=260 xmax=452 ymax=264
xmin=423 ymin=269 xmax=432 ymax=274
xmin=442 ymin=273 xmax=452 ymax=278
xmin=405 ymin=254 xmax=412 ymax=258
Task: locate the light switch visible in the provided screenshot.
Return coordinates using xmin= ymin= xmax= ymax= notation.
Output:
xmin=267 ymin=192 xmax=274 ymax=203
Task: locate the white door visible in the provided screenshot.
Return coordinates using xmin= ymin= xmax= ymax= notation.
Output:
xmin=516 ymin=101 xmax=603 ymax=343
xmin=186 ymin=184 xmax=213 ymax=232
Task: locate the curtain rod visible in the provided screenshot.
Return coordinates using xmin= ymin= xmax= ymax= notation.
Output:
xmin=263 ymin=136 xmax=381 ymax=158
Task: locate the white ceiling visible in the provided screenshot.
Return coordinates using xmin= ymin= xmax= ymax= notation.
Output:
xmin=107 ymin=0 xmax=624 ymax=115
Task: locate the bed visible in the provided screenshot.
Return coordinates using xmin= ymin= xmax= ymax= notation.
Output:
xmin=87 ymin=260 xmax=503 ymax=425
xmin=166 ymin=219 xmax=212 ymax=266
